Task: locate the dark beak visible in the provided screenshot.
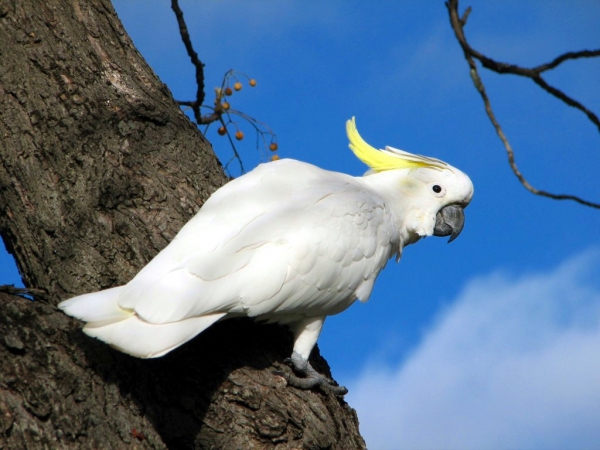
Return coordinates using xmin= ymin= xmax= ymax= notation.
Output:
xmin=433 ymin=205 xmax=465 ymax=243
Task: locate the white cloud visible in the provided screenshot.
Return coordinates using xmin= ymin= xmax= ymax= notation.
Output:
xmin=347 ymin=249 xmax=600 ymax=450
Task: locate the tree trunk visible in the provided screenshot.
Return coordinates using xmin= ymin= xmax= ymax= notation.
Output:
xmin=0 ymin=1 xmax=365 ymax=449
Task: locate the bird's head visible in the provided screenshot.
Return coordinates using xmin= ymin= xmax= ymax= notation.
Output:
xmin=347 ymin=117 xmax=474 ymax=244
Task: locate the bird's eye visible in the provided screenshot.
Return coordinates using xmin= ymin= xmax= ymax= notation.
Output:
xmin=430 ymin=183 xmax=446 ymax=197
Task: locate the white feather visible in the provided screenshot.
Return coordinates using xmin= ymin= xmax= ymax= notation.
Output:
xmin=83 ymin=313 xmax=226 ymax=358
xmin=59 ymin=286 xmax=132 ymax=325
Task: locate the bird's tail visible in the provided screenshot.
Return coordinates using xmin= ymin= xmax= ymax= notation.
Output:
xmin=59 ymin=288 xmax=226 ymax=358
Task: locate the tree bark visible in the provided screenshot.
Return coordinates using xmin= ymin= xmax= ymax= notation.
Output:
xmin=0 ymin=1 xmax=365 ymax=449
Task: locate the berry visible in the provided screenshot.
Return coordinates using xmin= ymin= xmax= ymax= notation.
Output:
xmin=235 ymin=130 xmax=244 ymax=140
xmin=217 ymin=126 xmax=226 ymax=136
xmin=271 ymin=154 xmax=280 ymax=161
xmin=249 ymin=79 xmax=257 ymax=87
xmin=234 ymin=82 xmax=242 ymax=91
xmin=224 ymin=87 xmax=233 ymax=96
xmin=269 ymin=142 xmax=278 ymax=151
xmin=222 ymin=101 xmax=230 ymax=110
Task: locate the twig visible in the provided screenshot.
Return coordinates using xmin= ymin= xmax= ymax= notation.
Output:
xmin=533 ymin=49 xmax=600 ymax=73
xmin=446 ymin=0 xmax=600 ymax=209
xmin=0 ymin=284 xmax=49 ymax=301
xmin=219 ymin=116 xmax=246 ymax=175
xmin=531 ymin=75 xmax=600 ymax=131
xmin=178 ymin=100 xmax=220 ymax=124
xmin=169 ymin=6 xmax=278 ymax=172
xmin=447 ymin=0 xmax=600 ymax=133
xmin=171 ymin=0 xmax=206 ymax=124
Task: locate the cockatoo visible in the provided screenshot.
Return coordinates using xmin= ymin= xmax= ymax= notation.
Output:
xmin=59 ymin=118 xmax=473 ymax=395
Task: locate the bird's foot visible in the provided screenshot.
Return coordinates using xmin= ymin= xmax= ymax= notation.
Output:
xmin=274 ymin=351 xmax=348 ymax=396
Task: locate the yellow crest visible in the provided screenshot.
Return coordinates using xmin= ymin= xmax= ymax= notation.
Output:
xmin=346 ymin=117 xmax=447 ymax=172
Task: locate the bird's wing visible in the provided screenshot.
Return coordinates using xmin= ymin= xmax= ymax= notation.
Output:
xmin=117 ymin=159 xmax=398 ymax=324
xmin=234 ymin=182 xmax=399 ymax=321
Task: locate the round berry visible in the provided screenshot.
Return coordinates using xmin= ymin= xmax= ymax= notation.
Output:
xmin=234 ymin=82 xmax=242 ymax=91
xmin=235 ymin=130 xmax=244 ymax=140
xmin=217 ymin=126 xmax=226 ymax=136
xmin=249 ymin=79 xmax=257 ymax=87
xmin=269 ymin=143 xmax=278 ymax=151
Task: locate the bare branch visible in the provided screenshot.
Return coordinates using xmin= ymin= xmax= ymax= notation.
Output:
xmin=446 ymin=0 xmax=600 ymax=209
xmin=531 ymin=75 xmax=600 ymax=131
xmin=460 ymin=6 xmax=471 ymax=27
xmin=171 ymin=0 xmax=205 ymax=124
xmin=534 ymin=49 xmax=600 ymax=73
xmin=446 ymin=0 xmax=600 ymax=133
xmin=218 ymin=116 xmax=246 ymax=175
xmin=170 ymin=3 xmax=278 ymax=171
xmin=0 ymin=284 xmax=49 ymax=301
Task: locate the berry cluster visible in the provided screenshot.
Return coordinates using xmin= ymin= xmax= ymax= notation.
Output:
xmin=212 ymin=71 xmax=279 ymax=164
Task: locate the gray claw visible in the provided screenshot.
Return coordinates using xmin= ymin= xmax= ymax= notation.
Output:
xmin=283 ymin=357 xmax=294 ymax=366
xmin=278 ymin=351 xmax=348 ymax=396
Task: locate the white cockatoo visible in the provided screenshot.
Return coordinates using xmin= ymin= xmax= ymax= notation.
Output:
xmin=59 ymin=118 xmax=473 ymax=395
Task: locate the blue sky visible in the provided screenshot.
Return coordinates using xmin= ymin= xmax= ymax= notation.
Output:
xmin=2 ymin=1 xmax=600 ymax=447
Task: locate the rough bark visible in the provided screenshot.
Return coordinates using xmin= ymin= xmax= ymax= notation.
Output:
xmin=0 ymin=0 xmax=224 ymax=296
xmin=0 ymin=1 xmax=365 ymax=449
xmin=0 ymin=292 xmax=363 ymax=449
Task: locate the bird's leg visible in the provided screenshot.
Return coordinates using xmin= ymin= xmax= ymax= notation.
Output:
xmin=275 ymin=317 xmax=348 ymax=396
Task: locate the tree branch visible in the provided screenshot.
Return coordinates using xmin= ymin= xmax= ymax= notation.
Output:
xmin=171 ymin=0 xmax=207 ymax=124
xmin=447 ymin=0 xmax=600 ymax=133
xmin=534 ymin=49 xmax=600 ymax=73
xmin=0 ymin=284 xmax=49 ymax=301
xmin=531 ymin=75 xmax=600 ymax=131
xmin=446 ymin=0 xmax=600 ymax=209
